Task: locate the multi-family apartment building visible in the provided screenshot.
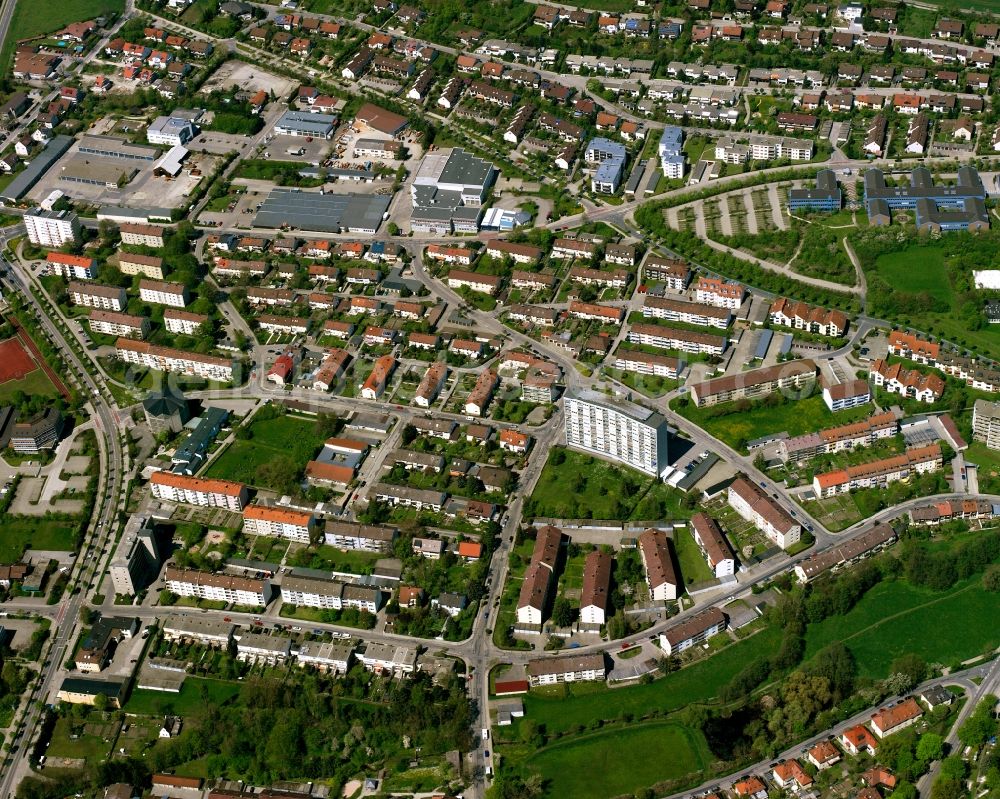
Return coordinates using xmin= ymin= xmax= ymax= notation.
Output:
xmin=628 ymin=324 xmax=727 ymax=355
xmin=823 ymin=378 xmax=872 ymax=412
xmin=465 ymin=369 xmax=498 ymax=416
xmin=870 ymin=698 xmax=923 ymax=738
xmin=446 ymin=269 xmax=500 ymax=294
xmin=642 ymin=295 xmax=731 ymax=328
xmin=870 ymin=359 xmax=945 ymax=403
xmin=116 ymin=339 xmax=235 ymax=382
xmin=323 ymin=521 xmax=397 ymax=551
xmin=526 ymin=653 xmax=606 ymax=686
xmin=612 ymin=350 xmax=682 ymax=380
xmin=46 ymin=252 xmax=97 ymax=279
xmin=88 ymin=310 xmax=150 ymax=339
xmin=414 ymin=362 xmax=448 ymax=408
xmin=119 ymin=253 xmax=165 ymax=279
xmin=507 ymin=304 xmax=559 ymax=326
xmin=887 ymin=330 xmax=940 ymax=364
xmin=165 ymin=567 xmax=272 ymax=606
xmin=690 ymin=512 xmax=736 ymax=577
xmin=579 ymin=549 xmax=612 ymax=626
xmin=690 ymin=360 xmax=817 ymax=407
xmin=119 ymin=223 xmax=165 ymax=247
xmin=139 ymin=279 xmax=189 ymax=307
xmin=516 ymin=525 xmax=561 ymax=626
xmin=638 ymin=528 xmax=678 ymax=600
xmin=794 ymin=522 xmax=896 ymax=582
xmin=564 ymin=388 xmax=671 ymax=477
xmin=163 ymin=308 xmax=209 ymax=335
xmin=68 ymin=282 xmax=127 ymax=311
xmin=659 ymin=607 xmax=727 ymax=655
xmin=280 ymin=574 xmax=383 ymax=613
xmin=769 ymin=298 xmax=849 ymax=337
xmin=728 ymin=476 xmax=800 ymax=549
xmin=695 ymin=276 xmax=745 ymax=308
xmin=486 ymin=239 xmax=542 ymax=263
xmin=24 ymin=209 xmax=80 ymax=247
xmin=778 ymin=411 xmax=898 ymax=464
xmin=973 ymin=399 xmax=1000 ymax=450
xmin=568 ymin=300 xmax=624 ymax=323
xmin=642 ymin=256 xmax=690 ymax=290
xmin=361 ymin=355 xmax=396 ymax=400
xmin=149 ymin=471 xmax=249 ymax=510
xmin=243 ymin=504 xmax=316 ymax=543
xmin=812 ymin=443 xmax=942 ymax=497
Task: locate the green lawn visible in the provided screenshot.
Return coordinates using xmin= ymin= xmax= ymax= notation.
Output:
xmin=47 ymin=716 xmax=110 ymax=761
xmin=125 ymin=677 xmax=242 ymax=716
xmin=804 ymin=577 xmax=1000 ymax=678
xmin=204 ymin=413 xmax=327 ymax=489
xmin=673 ymin=529 xmax=714 ymax=585
xmin=525 ymin=448 xmax=693 ymax=521
xmin=0 ymin=517 xmax=78 ymax=562
xmin=526 ymin=722 xmax=711 ymax=799
xmin=518 ymin=625 xmax=782 ymax=738
xmin=0 ymin=369 xmax=60 ymax=404
xmin=875 ymin=246 xmax=950 ymax=302
xmin=3 ymin=0 xmax=124 ymax=65
xmin=674 ymin=394 xmax=871 ymax=451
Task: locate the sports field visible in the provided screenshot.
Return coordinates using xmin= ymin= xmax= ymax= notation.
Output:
xmin=804 ymin=577 xmax=1000 ymax=678
xmin=526 ymin=722 xmax=711 ymax=799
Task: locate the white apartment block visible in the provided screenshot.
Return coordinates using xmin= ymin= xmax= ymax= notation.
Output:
xmin=564 ymin=388 xmax=671 ymax=478
xmin=243 ymin=504 xmax=316 ymax=543
xmin=68 ymin=282 xmax=127 ymax=311
xmin=446 ymin=269 xmax=500 ymax=295
xmin=323 ymin=521 xmax=396 ymax=552
xmin=628 ymin=324 xmax=726 ymax=355
xmin=165 ymin=567 xmax=272 ymax=606
xmin=88 ymin=310 xmax=150 ymax=339
xmin=139 ymin=279 xmax=188 ymax=308
xmin=46 ymin=253 xmax=96 ymax=279
xmin=150 ymin=471 xmax=249 ymax=511
xmin=116 ymin=340 xmax=234 ymax=382
xmin=119 ymin=254 xmax=165 ymax=279
xmin=973 ymin=400 xmax=1000 ymax=450
xmin=728 ymin=476 xmax=800 ymax=549
xmin=280 ymin=574 xmax=345 ymax=610
xmin=358 ymin=642 xmax=418 ymax=675
xmin=163 ymin=309 xmax=208 ymax=335
xmin=25 ymin=209 xmax=81 ymax=247
xmin=695 ymin=277 xmax=745 ymax=309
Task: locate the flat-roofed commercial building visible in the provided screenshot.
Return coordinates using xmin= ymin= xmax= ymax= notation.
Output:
xmin=78 ymin=135 xmax=158 ymax=161
xmin=253 ymin=188 xmax=390 ymax=234
xmin=273 ymin=110 xmax=337 ymax=138
xmin=10 ymin=408 xmax=63 ymax=453
xmin=564 ymin=388 xmax=671 ymax=477
xmin=58 ymin=157 xmax=137 ymax=188
xmin=147 ymin=115 xmax=197 ymax=146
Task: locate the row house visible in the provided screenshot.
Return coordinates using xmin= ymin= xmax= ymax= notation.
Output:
xmin=551 ymin=238 xmax=597 ymax=259
xmin=468 ymin=80 xmax=515 ymax=108
xmin=769 ymin=298 xmax=849 ymax=337
xmin=258 ymin=315 xmax=308 ymax=335
xmin=247 ymin=287 xmax=294 ymax=307
xmin=780 ymin=411 xmax=897 ymax=464
xmin=870 ymin=359 xmax=945 ymax=403
xmin=568 ymin=301 xmax=624 ymax=324
xmin=795 ymin=522 xmax=896 ymax=582
xmin=215 ymin=259 xmax=268 ymax=279
xmin=812 ymin=444 xmax=942 ymax=498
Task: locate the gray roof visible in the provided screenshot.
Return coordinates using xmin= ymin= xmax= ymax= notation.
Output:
xmin=253 ymin=188 xmax=390 ymax=233
xmin=3 ymin=135 xmax=73 ymax=200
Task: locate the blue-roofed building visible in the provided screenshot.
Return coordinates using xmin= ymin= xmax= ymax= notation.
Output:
xmin=788 ymin=169 xmax=842 ymax=212
xmin=754 ymin=329 xmax=773 ymax=360
xmin=778 ymin=334 xmax=793 ymax=356
xmin=660 ymin=21 xmax=682 ymax=38
xmin=585 ymin=137 xmax=627 ymax=193
xmin=658 ymin=126 xmax=686 ymax=178
xmin=273 ymin=110 xmax=337 ymax=139
xmin=171 ymin=407 xmax=229 ymax=474
xmin=864 ymin=166 xmax=987 ymax=230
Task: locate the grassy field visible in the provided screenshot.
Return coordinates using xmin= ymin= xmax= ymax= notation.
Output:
xmin=674 ymin=529 xmax=714 ymax=585
xmin=873 ymin=244 xmax=1000 ymax=358
xmin=517 ymin=625 xmax=782 ymax=738
xmin=674 ymin=394 xmax=870 ymax=451
xmin=125 ymin=677 xmax=242 ymax=716
xmin=204 ymin=413 xmax=326 ymax=489
xmin=0 ymin=517 xmax=78 ymax=562
xmin=0 ymin=369 xmax=60 ymax=404
xmin=804 ymin=577 xmax=1000 ymax=678
xmin=3 ymin=0 xmax=125 ymax=64
xmin=525 ymin=722 xmax=711 ymax=799
xmin=525 ymin=448 xmax=693 ymax=521
xmin=47 ymin=716 xmax=110 ymax=761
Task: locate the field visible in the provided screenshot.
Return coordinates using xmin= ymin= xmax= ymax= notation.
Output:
xmin=124 ymin=677 xmax=242 ymax=716
xmin=517 ymin=625 xmax=782 ymax=738
xmin=875 ymin=247 xmax=951 ymax=302
xmin=0 ymin=517 xmax=78 ymax=562
xmin=674 ymin=394 xmax=870 ymax=451
xmin=3 ymin=0 xmax=125 ymax=64
xmin=204 ymin=412 xmax=326 ymax=489
xmin=804 ymin=577 xmax=1000 ymax=678
xmin=525 ymin=722 xmax=711 ymax=799
xmin=673 ymin=529 xmax=714 ymax=585
xmin=525 ymin=448 xmax=692 ymax=521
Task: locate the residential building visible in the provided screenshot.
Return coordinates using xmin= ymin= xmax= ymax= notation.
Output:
xmin=163 ymin=309 xmax=208 ymax=336
xmin=779 ymin=411 xmax=897 ymax=464
xmin=579 ymin=549 xmax=612 ymax=626
xmin=695 ymin=276 xmax=745 ymax=308
xmin=638 ymin=528 xmax=678 ymax=600
xmin=871 ymin=698 xmax=923 ymax=737
xmin=357 ymin=642 xmax=417 ymax=675
xmin=243 ymin=504 xmax=316 ymax=543
xmin=526 ymin=653 xmax=606 ymax=686
xmin=465 ymin=369 xmax=498 ymax=416
xmin=361 ymin=354 xmax=396 ymax=400
xmin=24 ymin=208 xmax=80 ymax=247
xmin=643 ymin=295 xmax=731 ymax=328
xmin=659 ymin=607 xmax=727 ymax=655
xmin=323 ymin=521 xmax=396 ymax=551
xmin=119 ymin=253 xmax=165 ymax=279
xmin=150 ymin=471 xmax=248 ymax=510
xmin=139 ymin=279 xmax=188 ymax=308
xmin=585 ymin=137 xmax=627 ymax=193
xmin=89 ymin=310 xmax=150 ymax=339
xmin=769 ymin=298 xmax=849 ymax=336
xmin=109 ymin=514 xmax=161 ymax=596
xmin=823 ymin=379 xmax=872 ymax=412
xmin=446 ymin=269 xmax=500 ymax=295
xmin=658 ymin=125 xmax=685 ymax=178
xmin=116 ymin=339 xmax=234 ymax=382
xmin=68 ymin=282 xmax=127 ymax=311
xmin=414 ymin=362 xmax=447 ymax=408
xmin=164 ymin=567 xmax=272 ymax=605
xmin=794 ymin=523 xmax=896 ymax=582
xmin=812 ymin=444 xmax=942 ymax=498
xmin=870 ymin=359 xmax=945 ymax=403
xmin=119 ymin=223 xmax=165 ymax=247
xmin=46 ymin=252 xmax=96 ymax=279
xmin=516 ymin=525 xmax=561 ymax=626
xmin=690 ymin=512 xmax=736 ymax=577
xmin=728 ymin=476 xmax=800 ymax=549
xmin=690 ymin=360 xmax=817 ymax=407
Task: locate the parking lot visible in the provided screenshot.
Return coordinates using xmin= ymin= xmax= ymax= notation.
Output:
xmin=261 ymin=133 xmax=332 ymax=164
xmin=189 ymin=129 xmax=252 ymax=155
xmin=198 ymin=59 xmax=297 ymax=99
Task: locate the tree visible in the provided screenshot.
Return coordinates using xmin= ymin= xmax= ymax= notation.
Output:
xmin=959 ymin=696 xmax=999 ymax=748
xmin=984 ymin=563 xmax=1000 ymax=592
xmin=916 ymin=733 xmax=945 ymax=764
xmin=889 ymin=653 xmax=927 ymax=691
